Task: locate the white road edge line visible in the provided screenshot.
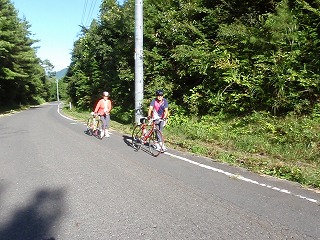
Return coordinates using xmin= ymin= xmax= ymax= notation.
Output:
xmin=56 ymin=103 xmax=318 ymax=205
xmin=164 ymin=152 xmax=319 ymax=205
xmin=57 ymin=103 xmax=76 ymax=121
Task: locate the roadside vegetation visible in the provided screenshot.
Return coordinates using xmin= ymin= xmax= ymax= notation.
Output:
xmin=59 ymin=0 xmax=320 ymax=191
xmin=62 ymin=105 xmax=320 ymax=191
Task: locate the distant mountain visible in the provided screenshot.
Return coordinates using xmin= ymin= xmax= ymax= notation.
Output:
xmin=56 ymin=68 xmax=68 ymax=80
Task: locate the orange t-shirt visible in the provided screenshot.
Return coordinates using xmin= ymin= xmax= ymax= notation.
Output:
xmin=94 ymin=99 xmax=112 ymax=115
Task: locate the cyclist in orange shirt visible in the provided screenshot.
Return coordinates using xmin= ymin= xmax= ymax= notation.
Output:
xmin=94 ymin=91 xmax=112 ymax=138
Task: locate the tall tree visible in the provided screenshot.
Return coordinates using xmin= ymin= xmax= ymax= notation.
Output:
xmin=0 ymin=0 xmax=47 ymax=106
xmin=66 ymin=0 xmax=320 ymax=117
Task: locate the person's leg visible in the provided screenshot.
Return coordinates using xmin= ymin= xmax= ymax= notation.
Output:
xmin=156 ymin=120 xmax=166 ymax=151
xmin=104 ymin=114 xmax=110 ymax=137
xmin=100 ymin=115 xmax=107 ymax=138
xmin=154 ymin=120 xmax=162 ymax=141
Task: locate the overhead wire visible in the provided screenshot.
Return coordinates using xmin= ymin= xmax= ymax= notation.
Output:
xmin=84 ymin=0 xmax=99 ymax=27
xmin=81 ymin=0 xmax=88 ymax=26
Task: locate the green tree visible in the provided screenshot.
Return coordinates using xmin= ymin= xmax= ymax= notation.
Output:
xmin=66 ymin=0 xmax=320 ymax=117
xmin=0 ymin=0 xmax=47 ymax=106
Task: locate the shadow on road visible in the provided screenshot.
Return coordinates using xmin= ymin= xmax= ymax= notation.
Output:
xmin=0 ymin=188 xmax=65 ymax=240
xmin=29 ymin=106 xmax=42 ymax=109
xmin=84 ymin=129 xmax=104 ymax=140
xmin=122 ymin=135 xmax=133 ymax=147
xmin=122 ymin=135 xmax=157 ymax=157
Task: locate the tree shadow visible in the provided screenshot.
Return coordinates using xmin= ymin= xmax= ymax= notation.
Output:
xmin=0 ymin=188 xmax=65 ymax=240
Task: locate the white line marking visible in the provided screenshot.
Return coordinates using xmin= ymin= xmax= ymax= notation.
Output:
xmin=57 ymin=103 xmax=77 ymax=122
xmin=164 ymin=152 xmax=319 ymax=204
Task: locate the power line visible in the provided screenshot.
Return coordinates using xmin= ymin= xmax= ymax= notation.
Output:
xmin=85 ymin=0 xmax=99 ymax=26
xmin=81 ymin=0 xmax=88 ymax=26
xmin=81 ymin=0 xmax=99 ymax=27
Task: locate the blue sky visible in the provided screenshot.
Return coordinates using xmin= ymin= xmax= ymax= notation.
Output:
xmin=12 ymin=0 xmax=124 ymax=71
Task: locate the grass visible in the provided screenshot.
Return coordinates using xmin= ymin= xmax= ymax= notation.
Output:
xmin=53 ymin=106 xmax=320 ymax=191
xmin=165 ymin=112 xmax=320 ymax=190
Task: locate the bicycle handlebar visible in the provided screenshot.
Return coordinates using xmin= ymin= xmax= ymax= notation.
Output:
xmin=91 ymin=112 xmax=104 ymax=117
xmin=140 ymin=117 xmax=166 ymax=126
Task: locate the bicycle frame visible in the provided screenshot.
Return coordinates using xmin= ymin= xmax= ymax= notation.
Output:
xmin=86 ymin=113 xmax=103 ymax=139
xmin=141 ymin=119 xmax=156 ymax=140
xmin=131 ymin=117 xmax=164 ymax=157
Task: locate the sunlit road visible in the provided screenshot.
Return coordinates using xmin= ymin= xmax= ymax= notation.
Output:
xmin=0 ymin=102 xmax=319 ymax=240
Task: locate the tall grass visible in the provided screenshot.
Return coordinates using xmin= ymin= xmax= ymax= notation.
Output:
xmin=165 ymin=111 xmax=320 ymax=189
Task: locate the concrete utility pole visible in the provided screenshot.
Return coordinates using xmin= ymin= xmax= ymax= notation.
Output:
xmin=134 ymin=0 xmax=144 ymax=124
xmin=56 ymin=78 xmax=59 ymax=102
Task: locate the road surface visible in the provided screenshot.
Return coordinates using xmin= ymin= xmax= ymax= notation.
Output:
xmin=0 ymin=103 xmax=319 ymax=239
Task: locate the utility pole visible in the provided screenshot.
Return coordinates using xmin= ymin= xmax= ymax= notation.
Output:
xmin=134 ymin=0 xmax=143 ymax=124
xmin=56 ymin=78 xmax=59 ymax=102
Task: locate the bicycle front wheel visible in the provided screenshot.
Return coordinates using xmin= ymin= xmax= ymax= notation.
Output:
xmin=86 ymin=117 xmax=94 ymax=136
xmin=148 ymin=129 xmax=163 ymax=157
xmin=131 ymin=125 xmax=143 ymax=151
xmin=96 ymin=119 xmax=104 ymax=139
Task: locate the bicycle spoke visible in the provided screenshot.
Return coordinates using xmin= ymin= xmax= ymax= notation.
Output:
xmin=97 ymin=120 xmax=104 ymax=139
xmin=148 ymin=129 xmax=163 ymax=157
xmin=131 ymin=125 xmax=143 ymax=150
xmin=86 ymin=117 xmax=94 ymax=136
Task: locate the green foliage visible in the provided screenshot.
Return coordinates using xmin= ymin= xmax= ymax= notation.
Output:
xmin=0 ymin=0 xmax=48 ymax=106
xmin=165 ymin=110 xmax=320 ymax=188
xmin=262 ymin=164 xmax=303 ymax=182
xmin=65 ymin=0 xmax=320 ymax=118
xmin=111 ymin=106 xmax=134 ymax=124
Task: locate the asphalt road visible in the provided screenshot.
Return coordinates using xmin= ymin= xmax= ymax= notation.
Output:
xmin=0 ymin=102 xmax=319 ymax=240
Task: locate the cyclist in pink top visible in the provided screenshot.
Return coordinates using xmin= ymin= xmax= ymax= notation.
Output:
xmin=94 ymin=91 xmax=112 ymax=138
xmin=148 ymin=89 xmax=169 ymax=151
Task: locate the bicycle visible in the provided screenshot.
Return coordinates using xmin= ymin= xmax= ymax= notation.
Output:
xmin=131 ymin=117 xmax=164 ymax=157
xmin=86 ymin=112 xmax=104 ymax=140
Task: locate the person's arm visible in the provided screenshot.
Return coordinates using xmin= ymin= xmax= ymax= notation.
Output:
xmin=94 ymin=100 xmax=101 ymax=113
xmin=148 ymin=99 xmax=155 ymax=118
xmin=105 ymin=100 xmax=112 ymax=114
xmin=163 ymin=107 xmax=169 ymax=119
xmin=163 ymin=99 xmax=169 ymax=119
xmin=148 ymin=105 xmax=153 ymax=118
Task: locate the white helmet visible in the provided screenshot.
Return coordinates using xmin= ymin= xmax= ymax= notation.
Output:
xmin=102 ymin=91 xmax=109 ymax=97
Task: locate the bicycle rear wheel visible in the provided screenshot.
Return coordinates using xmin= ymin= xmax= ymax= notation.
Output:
xmin=131 ymin=125 xmax=143 ymax=150
xmin=148 ymin=129 xmax=163 ymax=157
xmin=86 ymin=117 xmax=94 ymax=135
xmin=96 ymin=119 xmax=104 ymax=139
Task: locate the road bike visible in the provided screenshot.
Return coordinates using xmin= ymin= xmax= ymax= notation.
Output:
xmin=131 ymin=117 xmax=164 ymax=157
xmin=86 ymin=112 xmax=103 ymax=140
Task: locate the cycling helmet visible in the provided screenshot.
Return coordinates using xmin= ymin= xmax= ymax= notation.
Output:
xmin=102 ymin=91 xmax=109 ymax=97
xmin=155 ymin=89 xmax=164 ymax=96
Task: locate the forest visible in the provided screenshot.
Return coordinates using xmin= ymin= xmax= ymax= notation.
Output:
xmin=1 ymin=0 xmax=320 ymax=117
xmin=65 ymin=0 xmax=320 ymax=118
xmin=0 ymin=0 xmax=59 ymax=107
